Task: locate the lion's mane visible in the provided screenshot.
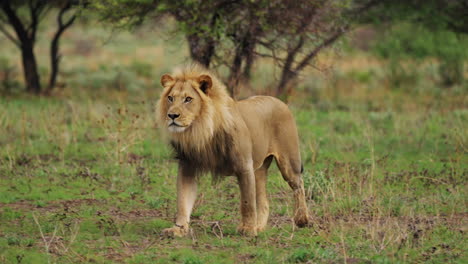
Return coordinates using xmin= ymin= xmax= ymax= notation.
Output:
xmin=157 ymin=64 xmax=235 ymax=175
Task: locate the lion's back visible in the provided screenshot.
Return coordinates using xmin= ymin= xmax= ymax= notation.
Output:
xmin=235 ymin=96 xmax=300 ymax=167
xmin=236 ymin=96 xmax=294 ymax=126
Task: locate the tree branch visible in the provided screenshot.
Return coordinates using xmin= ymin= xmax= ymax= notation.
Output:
xmin=282 ymin=36 xmax=305 ymax=72
xmin=0 ymin=24 xmax=20 ymax=47
xmin=58 ymin=4 xmax=77 ymax=29
xmin=293 ymin=26 xmax=348 ymax=74
xmin=1 ymin=1 xmax=29 ymax=43
xmin=48 ymin=3 xmax=77 ymax=91
xmin=28 ymin=0 xmax=42 ymax=42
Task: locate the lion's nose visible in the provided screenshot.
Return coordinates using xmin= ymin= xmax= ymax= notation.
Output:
xmin=168 ymin=113 xmax=180 ymax=120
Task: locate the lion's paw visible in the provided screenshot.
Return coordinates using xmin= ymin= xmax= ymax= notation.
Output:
xmin=256 ymin=224 xmax=267 ymax=233
xmin=162 ymin=225 xmax=189 ymax=238
xmin=294 ymin=212 xmax=309 ymax=228
xmin=237 ymin=225 xmax=258 ymax=237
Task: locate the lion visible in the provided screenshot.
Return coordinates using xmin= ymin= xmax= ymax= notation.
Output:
xmin=157 ymin=64 xmax=309 ymax=237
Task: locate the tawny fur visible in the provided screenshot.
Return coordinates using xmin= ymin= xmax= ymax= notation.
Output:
xmin=157 ymin=64 xmax=309 ymax=237
xmin=157 ymin=64 xmax=233 ymax=153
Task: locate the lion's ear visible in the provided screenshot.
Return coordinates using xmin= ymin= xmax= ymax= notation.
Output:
xmin=161 ymin=74 xmax=174 ymax=87
xmin=198 ymin=75 xmax=212 ymax=94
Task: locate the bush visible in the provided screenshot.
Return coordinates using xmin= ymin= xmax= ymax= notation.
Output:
xmin=69 ymin=64 xmax=147 ymax=92
xmin=0 ymin=57 xmax=20 ymax=94
xmin=373 ymin=23 xmax=466 ymax=88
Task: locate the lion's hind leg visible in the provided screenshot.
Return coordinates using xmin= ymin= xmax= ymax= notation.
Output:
xmin=255 ymin=156 xmax=273 ymax=232
xmin=275 ymin=156 xmax=309 ymax=227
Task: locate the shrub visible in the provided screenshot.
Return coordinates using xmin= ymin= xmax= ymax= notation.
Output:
xmin=0 ymin=57 xmax=20 ymax=94
xmin=373 ymin=23 xmax=466 ymax=88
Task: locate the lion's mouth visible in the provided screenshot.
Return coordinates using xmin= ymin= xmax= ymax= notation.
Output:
xmin=168 ymin=122 xmax=188 ymax=133
xmin=169 ymin=122 xmax=183 ymax=127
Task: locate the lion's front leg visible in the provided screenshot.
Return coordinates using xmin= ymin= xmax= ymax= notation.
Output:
xmin=163 ymin=162 xmax=197 ymax=237
xmin=236 ymin=167 xmax=258 ymax=236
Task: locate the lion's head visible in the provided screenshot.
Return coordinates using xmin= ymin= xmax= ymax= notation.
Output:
xmin=157 ymin=64 xmax=233 ymax=150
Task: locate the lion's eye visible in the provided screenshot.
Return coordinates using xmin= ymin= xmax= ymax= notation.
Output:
xmin=167 ymin=96 xmax=173 ymax=102
xmin=184 ymin=97 xmax=193 ymax=103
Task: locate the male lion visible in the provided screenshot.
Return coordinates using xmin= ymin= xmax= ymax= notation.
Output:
xmin=157 ymin=64 xmax=309 ymax=237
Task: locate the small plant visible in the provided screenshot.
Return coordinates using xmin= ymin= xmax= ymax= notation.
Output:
xmin=386 ymin=59 xmax=420 ymax=90
xmin=439 ymin=58 xmax=464 ymax=87
xmin=289 ymin=248 xmax=314 ymax=263
xmin=0 ymin=57 xmax=19 ymax=94
xmin=97 ymin=216 xmax=120 ymax=236
xmin=182 ymin=256 xmax=203 ymax=264
xmin=146 ymin=197 xmax=165 ymax=209
xmin=130 ymin=61 xmax=153 ymax=78
xmin=6 ymin=235 xmax=21 ymax=246
xmin=304 ymin=170 xmax=333 ymax=202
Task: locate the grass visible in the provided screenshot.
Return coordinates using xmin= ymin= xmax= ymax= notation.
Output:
xmin=0 ymin=93 xmax=466 ymax=263
xmin=0 ymin=20 xmax=467 ymax=263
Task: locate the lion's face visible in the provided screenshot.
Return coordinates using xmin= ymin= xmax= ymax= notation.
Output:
xmin=158 ymin=73 xmax=213 ymax=134
xmin=164 ymin=81 xmax=202 ymax=133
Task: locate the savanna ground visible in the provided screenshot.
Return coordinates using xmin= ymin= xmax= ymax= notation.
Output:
xmin=0 ymin=22 xmax=467 ymax=264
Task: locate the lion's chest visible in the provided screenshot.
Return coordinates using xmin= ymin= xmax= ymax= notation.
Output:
xmin=170 ymin=131 xmax=235 ymax=176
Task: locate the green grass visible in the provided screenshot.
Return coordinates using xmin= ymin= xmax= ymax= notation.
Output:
xmin=0 ymin=20 xmax=467 ymax=263
xmin=0 ymin=93 xmax=466 ymax=263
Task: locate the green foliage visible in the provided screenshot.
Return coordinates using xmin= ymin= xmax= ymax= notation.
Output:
xmin=130 ymin=60 xmax=153 ymax=78
xmin=360 ymin=0 xmax=468 ymax=34
xmin=0 ymin=57 xmax=20 ymax=94
xmin=68 ymin=64 xmax=147 ymax=92
xmin=373 ymin=23 xmax=467 ymax=60
xmin=182 ymin=256 xmax=203 ymax=264
xmin=439 ymin=56 xmax=464 ymax=87
xmin=146 ymin=196 xmax=165 ymax=209
xmin=1 ymin=208 xmax=23 ymax=221
xmin=288 ymin=248 xmax=314 ymax=263
xmin=373 ymin=23 xmax=467 ymax=87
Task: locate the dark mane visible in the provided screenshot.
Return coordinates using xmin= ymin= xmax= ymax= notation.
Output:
xmin=170 ymin=129 xmax=234 ymax=178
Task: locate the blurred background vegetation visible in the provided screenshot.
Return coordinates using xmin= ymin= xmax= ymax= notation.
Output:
xmin=0 ymin=0 xmax=466 ymax=99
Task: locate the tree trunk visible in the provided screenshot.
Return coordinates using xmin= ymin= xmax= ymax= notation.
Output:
xmin=275 ymin=29 xmax=346 ymax=98
xmin=276 ymin=68 xmax=297 ymax=98
xmin=1 ymin=2 xmax=42 ymax=95
xmin=187 ymin=34 xmax=215 ymax=68
xmin=242 ymin=43 xmax=254 ymax=81
xmin=48 ymin=33 xmax=60 ymax=93
xmin=241 ymin=23 xmax=258 ymax=82
xmin=227 ymin=26 xmax=258 ymax=98
xmin=21 ymin=42 xmax=41 ymax=95
xmin=47 ymin=5 xmax=76 ymax=94
xmin=227 ymin=45 xmax=243 ymax=97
